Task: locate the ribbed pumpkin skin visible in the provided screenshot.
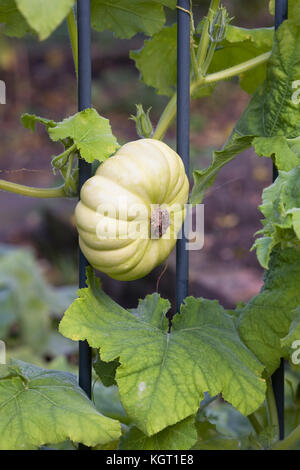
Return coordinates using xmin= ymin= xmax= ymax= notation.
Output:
xmin=75 ymin=139 xmax=189 ymax=280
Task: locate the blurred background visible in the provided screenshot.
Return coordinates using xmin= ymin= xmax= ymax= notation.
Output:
xmin=0 ymin=1 xmax=274 ymax=368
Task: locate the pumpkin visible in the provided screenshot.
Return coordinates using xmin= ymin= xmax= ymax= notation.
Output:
xmin=75 ymin=138 xmax=189 ymax=280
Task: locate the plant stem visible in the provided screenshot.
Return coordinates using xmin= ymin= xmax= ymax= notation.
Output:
xmin=202 ymin=51 xmax=271 ymax=85
xmin=67 ymin=8 xmax=78 ymax=78
xmin=294 ymin=407 xmax=300 ymax=429
xmin=65 ymin=151 xmax=75 ymax=186
xmin=197 ymin=0 xmax=220 ymax=71
xmin=191 ymin=43 xmax=201 ymax=80
xmin=266 ymin=377 xmax=279 ymax=431
xmin=201 ymin=41 xmax=216 ymax=75
xmin=247 ymin=412 xmax=264 ymax=435
xmin=52 ymin=143 xmax=76 ymax=168
xmin=152 ymin=50 xmax=271 ymax=141
xmin=152 ymin=93 xmax=177 ymax=140
xmin=0 ymin=179 xmax=66 ymax=198
xmin=271 ymin=425 xmax=300 ymax=450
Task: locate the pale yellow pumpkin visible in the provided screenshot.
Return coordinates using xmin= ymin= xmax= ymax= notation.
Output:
xmin=75 ymin=139 xmax=189 ymax=280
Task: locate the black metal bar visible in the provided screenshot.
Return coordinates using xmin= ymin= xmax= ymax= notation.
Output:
xmin=271 ymin=0 xmax=288 ymax=441
xmin=176 ymin=0 xmax=190 ymax=313
xmin=275 ymin=0 xmax=288 ymax=29
xmin=77 ymin=0 xmax=92 ymax=400
xmin=272 ymin=360 xmax=285 ymax=439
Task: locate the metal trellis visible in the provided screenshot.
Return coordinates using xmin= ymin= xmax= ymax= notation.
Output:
xmin=78 ymin=0 xmax=92 ymax=401
xmin=176 ymin=0 xmax=190 ymax=312
xmin=271 ymin=0 xmax=288 ymax=442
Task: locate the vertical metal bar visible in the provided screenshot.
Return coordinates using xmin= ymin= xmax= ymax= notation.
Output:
xmin=272 ymin=361 xmax=285 ymax=439
xmin=275 ymin=0 xmax=288 ymax=30
xmin=271 ymin=0 xmax=288 ymax=441
xmin=176 ymin=0 xmax=190 ymax=312
xmin=77 ymin=0 xmax=92 ymax=399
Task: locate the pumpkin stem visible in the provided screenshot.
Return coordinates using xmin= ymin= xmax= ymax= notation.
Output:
xmin=150 ymin=207 xmax=170 ymax=239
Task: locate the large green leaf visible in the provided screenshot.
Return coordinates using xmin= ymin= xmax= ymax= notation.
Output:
xmin=252 ymin=22 xmax=300 ymax=138
xmin=0 ymin=0 xmax=32 ymax=37
xmin=233 ymin=20 xmax=300 ymax=138
xmin=60 ymin=270 xmax=266 ymax=436
xmin=0 ymin=360 xmax=121 ymax=450
xmin=49 ymin=108 xmax=119 ymax=163
xmin=91 ymin=0 xmax=173 ymax=39
xmin=238 ymin=247 xmax=300 ymax=375
xmin=252 ymin=167 xmax=300 ymax=269
xmin=119 ymin=416 xmax=197 ymax=450
xmin=15 ymin=0 xmax=75 ymax=40
xmin=130 ymin=24 xmax=177 ymax=96
xmin=191 ymin=19 xmax=300 ymax=204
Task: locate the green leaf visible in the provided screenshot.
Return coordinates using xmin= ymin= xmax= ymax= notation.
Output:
xmin=191 ymin=134 xmax=253 ymax=204
xmin=0 ymin=249 xmax=52 ymax=353
xmin=119 ymin=416 xmax=197 ymax=450
xmin=130 ymin=293 xmax=171 ymax=327
xmin=49 ymin=108 xmax=119 ymax=163
xmin=238 ymin=247 xmax=300 ymax=375
xmin=153 ymin=0 xmax=176 ymax=7
xmin=253 ymin=136 xmax=300 ymax=171
xmin=60 ymin=271 xmax=266 ymax=435
xmin=0 ymin=0 xmax=32 ymax=37
xmin=15 ymin=0 xmax=75 ymax=40
xmin=209 ymin=25 xmax=274 ymax=94
xmin=93 ymin=382 xmax=129 ymax=424
xmin=252 ymin=167 xmax=300 ymax=268
xmin=91 ymin=0 xmax=169 ymax=39
xmin=0 ymin=285 xmax=16 ymax=338
xmin=93 ymin=353 xmax=119 ymax=387
xmin=130 ymin=24 xmax=177 ymax=96
xmin=0 ymin=359 xmax=121 ymax=450
xmin=247 ymin=21 xmax=300 ymax=138
xmin=203 ymin=400 xmax=252 ymax=438
xmin=192 ymin=419 xmax=241 ymax=450
xmin=191 ymin=19 xmax=300 ymax=204
xmin=289 ymin=0 xmax=300 ymax=26
xmin=21 ymin=113 xmax=56 ymax=132
xmin=0 ymin=247 xmax=77 ymax=352
xmin=131 ymin=27 xmax=212 ymax=98
xmin=192 ymin=435 xmax=240 ymax=450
